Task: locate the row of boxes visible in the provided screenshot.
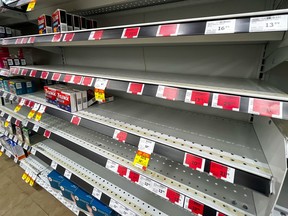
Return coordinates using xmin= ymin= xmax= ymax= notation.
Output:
xmin=0 ymin=26 xmax=21 ymax=38
xmin=0 ymin=78 xmax=36 ymax=95
xmin=0 ymin=134 xmax=26 ymax=159
xmin=44 ymin=85 xmax=95 ymax=113
xmin=48 ymin=170 xmax=116 ymax=216
xmin=38 ymin=9 xmax=97 ymax=34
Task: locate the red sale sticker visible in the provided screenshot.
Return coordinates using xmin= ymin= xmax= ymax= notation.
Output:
xmin=63 ymin=33 xmax=75 ymax=42
xmin=216 ymin=212 xmax=226 ymax=216
xmin=52 ymin=73 xmax=61 ymax=81
xmin=71 ymin=116 xmax=81 ymax=125
xmin=156 ymin=86 xmax=179 ymax=100
xmin=248 ymin=98 xmax=282 ymax=118
xmin=122 ymin=27 xmax=140 ymax=39
xmin=15 ymin=119 xmax=21 ymax=127
xmin=128 ymin=170 xmax=140 ymax=183
xmin=183 ymin=153 xmax=205 ymax=172
xmin=157 ymin=24 xmax=180 ymax=37
xmin=113 ymin=129 xmax=128 ymax=143
xmin=27 ymin=36 xmax=35 ymax=44
xmin=212 ymin=93 xmax=240 ymax=111
xmin=63 ymin=74 xmax=73 ymax=83
xmin=209 ymin=161 xmax=235 ymax=183
xmin=81 ymin=77 xmax=94 ymax=86
xmin=184 ymin=197 xmax=204 ymax=215
xmin=72 ymin=76 xmax=83 ymax=85
xmin=15 ymin=38 xmax=22 ymax=44
xmin=21 ymin=69 xmax=28 ymax=76
xmin=44 ymin=130 xmax=51 ymax=138
xmin=52 ymin=34 xmax=63 ymax=42
xmin=117 ymin=165 xmax=128 ymax=177
xmin=41 ymin=71 xmax=49 ymax=79
xmin=127 ymin=83 xmax=144 ymax=95
xmin=185 ymin=90 xmax=210 ymax=106
xmin=29 ymin=70 xmax=37 ymax=77
xmin=22 ymin=37 xmax=28 ymax=44
xmin=88 ymin=30 xmax=104 ymax=40
xmin=27 ymin=101 xmax=35 ymax=108
xmin=166 ymin=188 xmax=180 ymax=203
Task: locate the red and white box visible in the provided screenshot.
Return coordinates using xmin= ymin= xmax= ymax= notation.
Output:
xmin=44 ymin=85 xmax=64 ymax=105
xmin=57 ymin=89 xmax=77 ymax=112
xmin=72 ymin=89 xmax=83 ymax=111
xmin=52 ymin=9 xmax=67 ymax=33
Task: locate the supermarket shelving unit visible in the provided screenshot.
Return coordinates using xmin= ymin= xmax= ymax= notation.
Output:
xmin=1 ymin=0 xmax=288 ymax=215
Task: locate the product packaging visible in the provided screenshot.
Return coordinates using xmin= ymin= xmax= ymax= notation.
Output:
xmin=38 ymin=14 xmax=52 ymax=34
xmin=52 ymin=9 xmax=67 ymax=32
xmin=48 ymin=170 xmax=65 ymax=191
xmin=60 ymin=178 xmax=78 ymax=202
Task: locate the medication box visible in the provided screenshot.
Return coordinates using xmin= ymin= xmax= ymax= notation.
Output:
xmin=57 ymin=89 xmax=77 ymax=112
xmin=90 ymin=198 xmax=115 ymax=216
xmin=67 ymin=14 xmax=73 ymax=31
xmin=73 ymin=15 xmax=81 ymax=30
xmin=44 ymin=85 xmax=66 ymax=105
xmin=80 ymin=17 xmax=87 ymax=30
xmin=38 ymin=14 xmax=52 ymax=34
xmin=25 ymin=80 xmax=36 ymax=93
xmin=60 ymin=178 xmax=78 ymax=201
xmin=74 ymin=188 xmax=93 ymax=212
xmin=52 ymin=9 xmax=67 ymax=33
xmin=9 ymin=79 xmax=27 ymax=95
xmin=48 ymin=170 xmax=65 ymax=191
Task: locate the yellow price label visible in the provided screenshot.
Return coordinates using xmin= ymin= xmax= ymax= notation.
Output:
xmin=133 ymin=153 xmax=150 ymax=170
xmin=4 ymin=121 xmax=9 ymax=128
xmin=14 ymin=105 xmax=22 ymax=113
xmin=25 ymin=176 xmax=31 ymax=183
xmin=22 ymin=173 xmax=28 ymax=180
xmin=29 ymin=179 xmax=34 ymax=187
xmin=0 ymin=151 xmax=2 ymax=157
xmin=27 ymin=110 xmax=36 ymax=119
xmin=34 ymin=112 xmax=42 ymax=122
xmin=26 ymin=0 xmax=36 ymax=12
xmin=95 ymin=89 xmax=105 ymax=102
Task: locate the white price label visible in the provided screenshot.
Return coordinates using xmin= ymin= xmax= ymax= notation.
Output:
xmin=64 ymin=170 xmax=72 ymax=179
xmin=2 ymin=92 xmax=7 ymax=98
xmin=109 ymin=199 xmax=121 ymax=212
xmin=0 ymin=146 xmax=4 ymax=152
xmin=9 ymin=94 xmax=14 ymax=100
xmin=138 ymin=138 xmax=155 ymax=154
xmin=31 ymin=173 xmax=37 ymax=180
xmin=205 ymin=19 xmax=236 ymax=34
xmin=38 ymin=105 xmax=46 ymax=114
xmin=6 ymin=115 xmax=11 ymax=122
xmin=31 ymin=148 xmax=36 ymax=155
xmin=13 ymin=136 xmax=18 ymax=143
xmin=152 ymin=182 xmax=167 ymax=198
xmin=250 ymin=15 xmax=288 ymax=32
xmin=92 ymin=188 xmax=102 ymax=200
xmin=0 ymin=112 xmax=5 ymax=117
xmin=8 ymin=134 xmax=13 ymax=139
xmin=6 ymin=151 xmax=11 ymax=157
xmin=23 ymin=144 xmax=29 ymax=150
xmin=4 ymin=131 xmax=8 ymax=136
xmin=14 ymin=157 xmax=18 ymax=163
xmin=51 ymin=161 xmax=58 ymax=169
xmin=22 ymin=119 xmax=28 ymax=127
xmin=105 ymin=160 xmax=119 ymax=173
xmin=32 ymin=124 xmax=39 ymax=132
xmin=139 ymin=176 xmax=153 ymax=190
xmin=19 ymin=98 xmax=26 ymax=106
xmin=94 ymin=78 xmax=108 ymax=90
xmin=32 ymin=103 xmax=40 ymax=111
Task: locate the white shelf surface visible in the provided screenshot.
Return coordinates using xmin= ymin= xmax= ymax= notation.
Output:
xmin=18 ymin=65 xmax=288 ymax=101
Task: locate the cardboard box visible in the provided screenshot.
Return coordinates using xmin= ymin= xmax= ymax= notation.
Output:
xmin=38 ymin=14 xmax=52 ymax=34
xmin=82 ymin=90 xmax=88 ymax=109
xmin=9 ymin=79 xmax=27 ymax=95
xmin=80 ymin=17 xmax=87 ymax=30
xmin=52 ymin=9 xmax=67 ymax=33
xmin=48 ymin=170 xmax=65 ymax=191
xmin=67 ymin=13 xmax=73 ymax=31
xmin=15 ymin=126 xmax=23 ymax=143
xmin=74 ymin=188 xmax=93 ymax=212
xmin=73 ymin=15 xmax=81 ymax=31
xmin=89 ymin=198 xmax=115 ymax=216
xmin=57 ymin=89 xmax=77 ymax=112
xmin=60 ymin=178 xmax=78 ymax=202
xmin=73 ymin=89 xmax=83 ymax=111
xmin=44 ymin=85 xmax=66 ymax=105
xmin=3 ymin=79 xmax=10 ymax=91
xmin=22 ymin=127 xmax=31 ymax=145
xmin=25 ymin=81 xmax=35 ymax=93
xmin=5 ymin=27 xmax=12 ymax=37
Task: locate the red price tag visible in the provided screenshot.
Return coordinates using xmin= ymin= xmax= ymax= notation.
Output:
xmin=212 ymin=94 xmax=240 ymax=111
xmin=29 ymin=70 xmax=37 ymax=77
xmin=185 ymin=90 xmax=210 ymax=106
xmin=156 ymin=86 xmax=179 ymax=100
xmin=184 ymin=153 xmax=205 ymax=172
xmin=209 ymin=161 xmax=235 ymax=183
xmin=89 ymin=30 xmax=104 ymax=40
xmin=52 ymin=73 xmax=61 ymax=81
xmin=249 ymin=98 xmax=282 ymax=118
xmin=82 ymin=77 xmax=94 ymax=86
xmin=27 ymin=101 xmax=35 ymax=108
xmin=52 ymin=34 xmax=63 ymax=42
xmin=15 ymin=38 xmax=22 ymax=44
xmin=122 ymin=27 xmax=140 ymax=39
xmin=127 ymin=83 xmax=144 ymax=95
xmin=216 ymin=212 xmax=226 ymax=216
xmin=128 ymin=170 xmax=140 ymax=183
xmin=63 ymin=33 xmax=75 ymax=42
xmin=22 ymin=37 xmax=28 ymax=44
xmin=71 ymin=116 xmax=81 ymax=126
xmin=157 ymin=24 xmax=179 ymax=37
xmin=117 ymin=165 xmax=128 ymax=177
xmin=21 ymin=69 xmax=28 ymax=76
xmin=166 ymin=188 xmax=180 ymax=203
xmin=113 ymin=130 xmax=128 ymax=143
xmin=187 ymin=199 xmax=204 ymax=215
xmin=15 ymin=119 xmax=21 ymax=126
xmin=63 ymin=74 xmax=73 ymax=83
xmin=28 ymin=36 xmax=35 ymax=44
xmin=44 ymin=130 xmax=51 ymax=138
xmin=72 ymin=76 xmax=83 ymax=85
xmin=41 ymin=71 xmax=49 ymax=79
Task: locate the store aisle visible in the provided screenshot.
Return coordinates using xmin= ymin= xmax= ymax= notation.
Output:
xmin=0 ymin=154 xmax=74 ymax=216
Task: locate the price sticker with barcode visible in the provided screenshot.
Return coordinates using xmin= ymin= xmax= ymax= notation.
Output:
xmin=30 ymin=148 xmax=36 ymax=155
xmin=95 ymin=78 xmax=109 ymax=90
xmin=64 ymin=170 xmax=72 ymax=179
xmin=23 ymin=144 xmax=29 ymax=150
xmin=14 ymin=157 xmax=18 ymax=163
xmin=92 ymin=188 xmax=102 ymax=200
xmin=250 ymin=15 xmax=288 ymax=32
xmin=205 ymin=19 xmax=236 ymax=34
xmin=32 ymin=124 xmax=39 ymax=132
xmin=51 ymin=161 xmax=58 ymax=169
xmin=138 ymin=138 xmax=155 ymax=154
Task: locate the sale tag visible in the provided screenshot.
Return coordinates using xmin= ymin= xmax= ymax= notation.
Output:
xmin=127 ymin=170 xmax=140 ymax=183
xmin=14 ymin=157 xmax=18 ymax=163
xmin=92 ymin=188 xmax=102 ymax=200
xmin=184 ymin=197 xmax=204 ymax=216
xmin=34 ymin=112 xmax=42 ymax=122
xmin=212 ymin=94 xmax=240 ymax=111
xmin=15 ymin=119 xmax=21 ymax=127
xmin=41 ymin=71 xmax=49 ymax=79
xmin=138 ymin=138 xmax=155 ymax=154
xmin=52 ymin=73 xmax=61 ymax=81
xmin=156 ymin=86 xmax=178 ymax=100
xmin=9 ymin=94 xmax=15 ymax=101
xmin=63 ymin=33 xmax=75 ymax=42
xmin=27 ymin=100 xmax=34 ymax=108
xmin=22 ymin=172 xmax=28 ymax=180
xmin=23 ymin=144 xmax=29 ymax=150
xmin=95 ymin=89 xmax=106 ymax=102
xmin=122 ymin=27 xmax=140 ymax=39
xmin=166 ymin=188 xmax=184 ymax=206
xmin=22 ymin=38 xmax=28 ymax=44
xmin=95 ymin=78 xmax=108 ymax=90
xmin=52 ymin=34 xmax=63 ymax=42
xmin=127 ymin=83 xmax=144 ymax=95
xmin=88 ymin=30 xmax=104 ymax=40
xmin=2 ymin=92 xmax=7 ymax=98
xmin=26 ymin=0 xmax=36 ymax=12
xmin=29 ymin=70 xmax=37 ymax=77
xmin=72 ymin=75 xmax=83 ymax=85
xmin=28 ymin=36 xmax=36 ymax=44
xmin=216 ymin=212 xmax=226 ymax=216
xmin=15 ymin=38 xmax=22 ymax=44
xmin=205 ymin=19 xmax=236 ymax=34
xmin=82 ymin=77 xmax=94 ymax=86
xmin=5 ymin=151 xmax=11 ymax=158
xmin=209 ymin=161 xmax=235 ymax=183
xmin=248 ymin=98 xmax=282 ymax=118
xmin=21 ymin=69 xmax=28 ymax=76
xmin=157 ymin=24 xmax=180 ymax=37
xmin=29 ymin=179 xmax=35 ymax=187
xmin=133 ymin=151 xmax=150 ymax=170
xmin=28 ymin=110 xmax=36 ymax=119
xmin=249 ymin=15 xmax=288 ymax=32
xmin=183 ymin=153 xmax=205 ymax=172
xmin=71 ymin=116 xmax=81 ymax=125
xmin=113 ymin=129 xmax=128 ymax=143
xmin=63 ymin=74 xmax=73 ymax=83
xmin=44 ymin=130 xmax=51 ymax=138
xmin=64 ymin=170 xmax=72 ymax=179
xmin=25 ymin=175 xmax=31 ymax=183
xmin=117 ymin=165 xmax=128 ymax=177
xmin=185 ymin=90 xmax=210 ymax=106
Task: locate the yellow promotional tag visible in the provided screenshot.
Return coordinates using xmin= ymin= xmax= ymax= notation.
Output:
xmin=4 ymin=121 xmax=9 ymax=128
xmin=29 ymin=179 xmax=34 ymax=187
xmin=95 ymin=89 xmax=106 ymax=102
xmin=26 ymin=0 xmax=36 ymax=12
xmin=0 ymin=151 xmax=2 ymax=156
xmin=25 ymin=176 xmax=31 ymax=183
xmin=133 ymin=153 xmax=150 ymax=170
xmin=34 ymin=112 xmax=42 ymax=122
xmin=27 ymin=110 xmax=36 ymax=119
xmin=22 ymin=173 xmax=28 ymax=180
xmin=14 ymin=105 xmax=22 ymax=113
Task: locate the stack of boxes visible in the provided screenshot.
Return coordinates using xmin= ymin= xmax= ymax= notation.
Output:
xmin=0 ymin=78 xmax=35 ymax=95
